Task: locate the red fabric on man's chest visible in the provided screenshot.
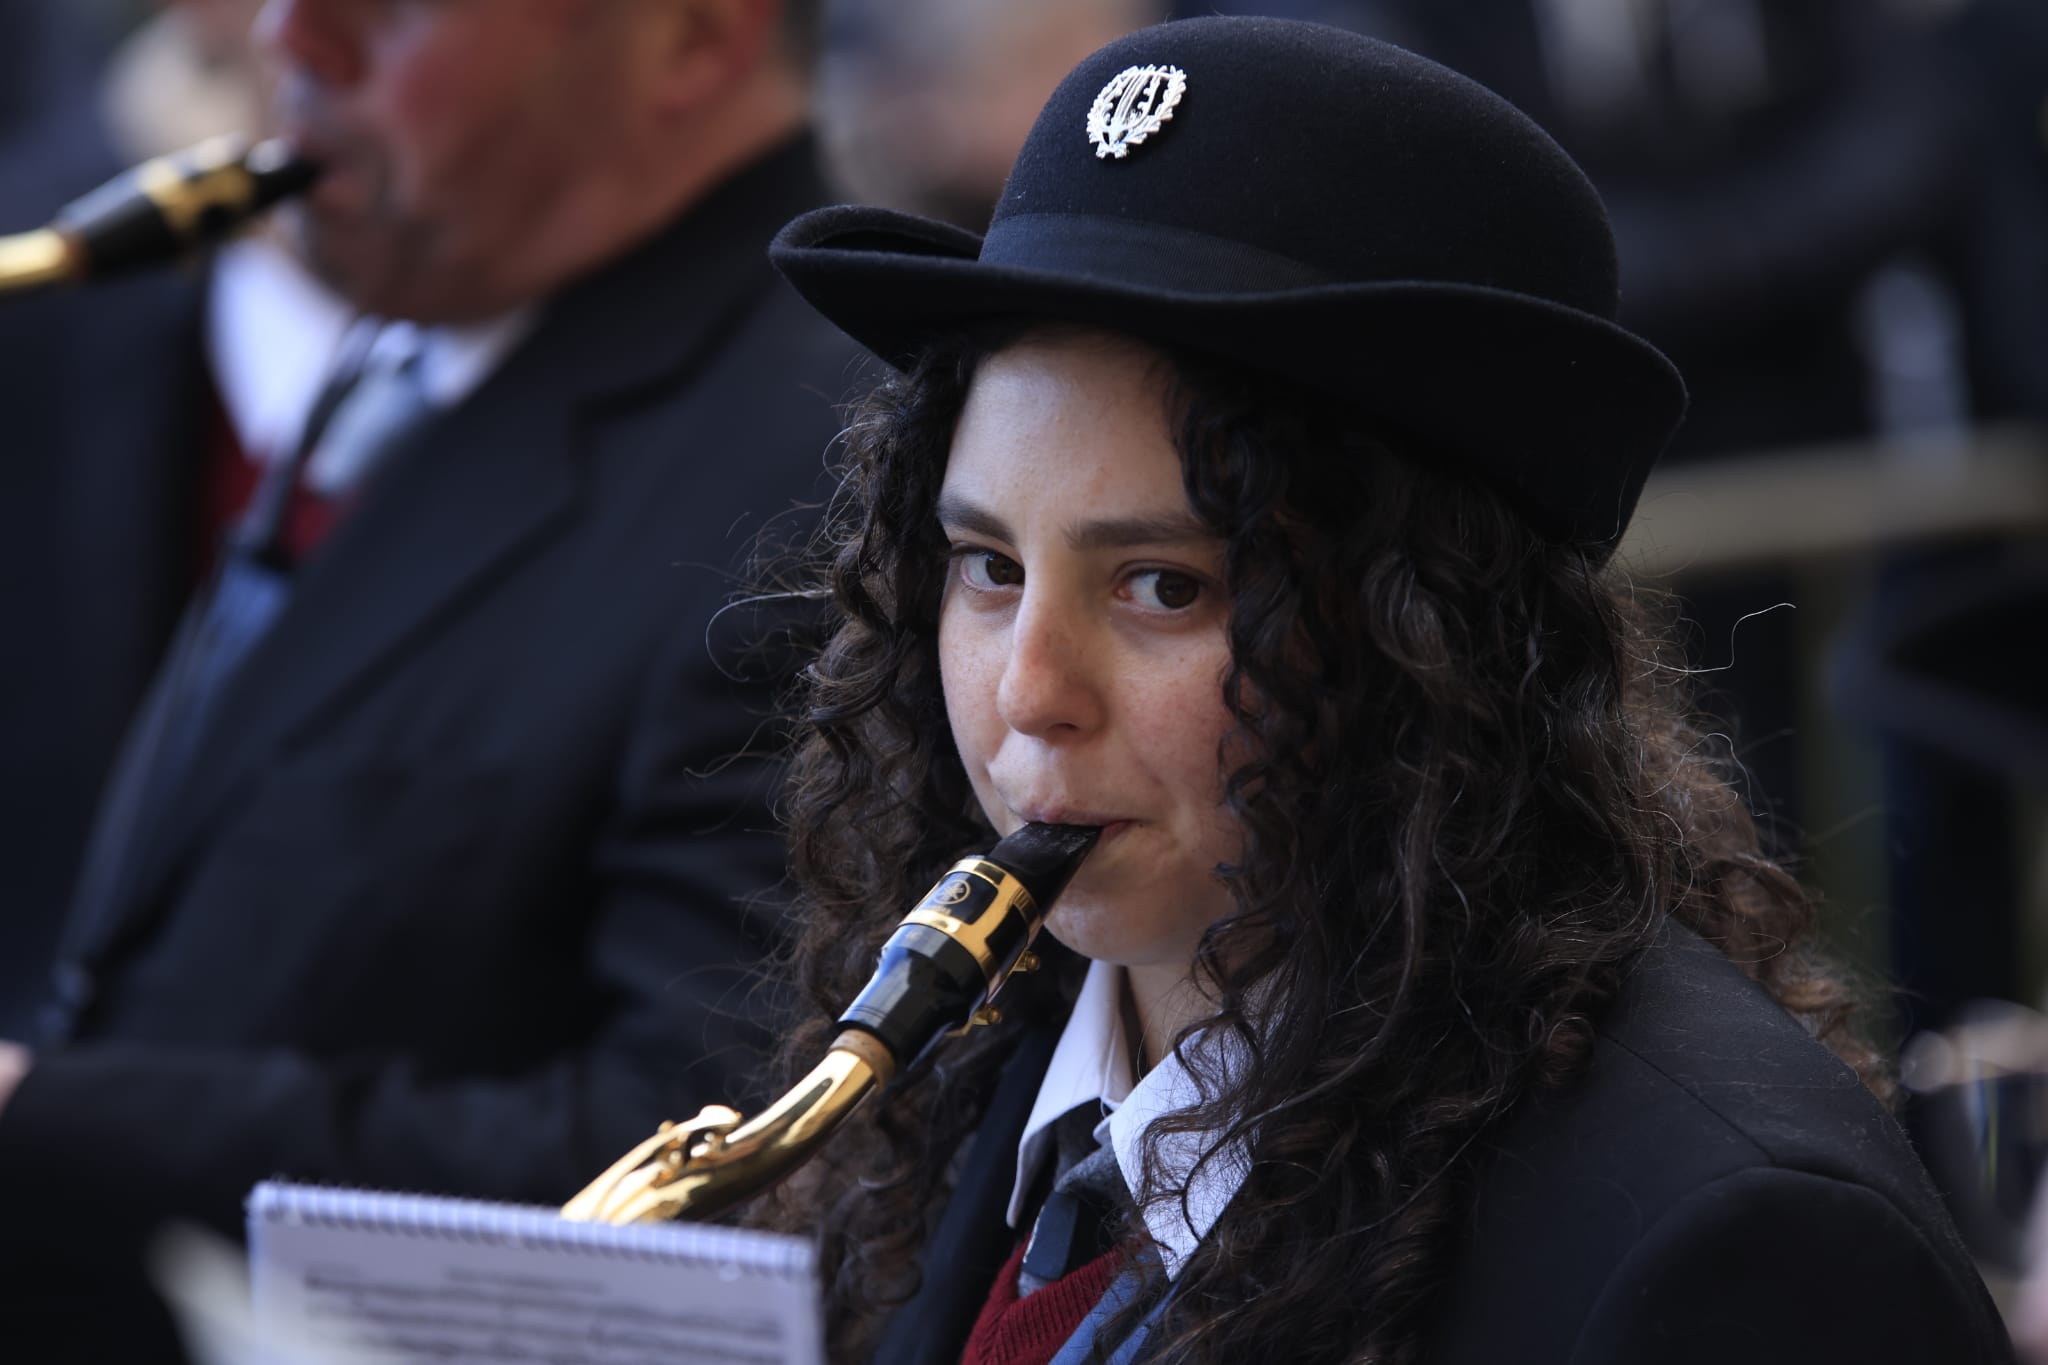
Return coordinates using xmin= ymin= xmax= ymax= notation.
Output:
xmin=200 ymin=386 xmax=348 ymax=572
xmin=959 ymin=1235 xmax=1126 ymax=1365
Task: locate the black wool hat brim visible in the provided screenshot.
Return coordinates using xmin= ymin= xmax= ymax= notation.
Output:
xmin=772 ymin=204 xmax=1686 ymax=549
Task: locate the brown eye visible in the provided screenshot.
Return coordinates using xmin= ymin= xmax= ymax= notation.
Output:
xmin=959 ymin=550 xmax=1023 ymax=590
xmin=1131 ymin=569 xmax=1201 ymax=610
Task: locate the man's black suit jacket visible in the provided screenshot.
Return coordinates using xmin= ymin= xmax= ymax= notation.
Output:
xmin=875 ymin=925 xmax=2012 ymax=1363
xmin=0 ymin=138 xmax=861 ymax=1358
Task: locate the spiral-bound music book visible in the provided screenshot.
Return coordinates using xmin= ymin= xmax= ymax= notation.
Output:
xmin=247 ymin=1181 xmax=823 ymax=1365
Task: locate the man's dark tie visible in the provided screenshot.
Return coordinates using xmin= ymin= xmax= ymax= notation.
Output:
xmin=146 ymin=345 xmax=431 ymax=779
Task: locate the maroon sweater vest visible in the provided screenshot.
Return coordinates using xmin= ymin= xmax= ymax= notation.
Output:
xmin=959 ymin=1236 xmax=1126 ymax=1365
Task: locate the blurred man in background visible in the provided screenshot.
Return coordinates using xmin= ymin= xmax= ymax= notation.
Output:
xmin=0 ymin=1 xmax=854 ymax=1359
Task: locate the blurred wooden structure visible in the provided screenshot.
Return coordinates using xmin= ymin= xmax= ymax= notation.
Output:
xmin=1618 ymin=422 xmax=2048 ymax=577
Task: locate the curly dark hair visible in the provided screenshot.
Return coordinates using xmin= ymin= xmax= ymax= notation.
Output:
xmin=756 ymin=327 xmax=1887 ymax=1365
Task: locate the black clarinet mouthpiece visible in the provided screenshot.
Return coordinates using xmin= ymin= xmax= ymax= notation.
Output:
xmin=983 ymin=822 xmax=1102 ymax=905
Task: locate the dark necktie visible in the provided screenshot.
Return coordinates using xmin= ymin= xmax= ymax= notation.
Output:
xmin=151 ymin=342 xmax=430 ymax=773
xmin=1019 ymin=1104 xmax=1128 ymax=1295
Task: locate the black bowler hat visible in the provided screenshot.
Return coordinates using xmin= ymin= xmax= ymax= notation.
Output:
xmin=773 ymin=17 xmax=1687 ymax=551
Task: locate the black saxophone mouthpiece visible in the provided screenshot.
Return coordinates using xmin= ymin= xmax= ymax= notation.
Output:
xmin=0 ymin=135 xmax=321 ymax=296
xmin=837 ymin=823 xmax=1100 ymax=1070
xmin=56 ymin=136 xmax=321 ymax=278
xmin=984 ymin=822 xmax=1102 ymax=904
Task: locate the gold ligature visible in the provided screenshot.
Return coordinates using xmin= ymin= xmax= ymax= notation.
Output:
xmin=564 ymin=823 xmax=1099 ymax=1225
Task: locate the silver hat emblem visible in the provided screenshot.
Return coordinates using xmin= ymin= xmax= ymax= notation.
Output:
xmin=1086 ymin=64 xmax=1187 ymax=160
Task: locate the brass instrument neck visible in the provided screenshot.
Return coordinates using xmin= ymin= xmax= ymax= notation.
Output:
xmin=562 ymin=827 xmax=1095 ymax=1227
xmin=562 ymin=1029 xmax=896 ymax=1226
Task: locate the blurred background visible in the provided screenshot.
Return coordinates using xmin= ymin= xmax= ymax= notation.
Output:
xmin=2 ymin=0 xmax=2044 ymax=1340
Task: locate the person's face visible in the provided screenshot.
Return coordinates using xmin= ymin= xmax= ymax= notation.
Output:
xmin=937 ymin=334 xmax=1241 ymax=981
xmin=256 ymin=0 xmax=655 ymax=321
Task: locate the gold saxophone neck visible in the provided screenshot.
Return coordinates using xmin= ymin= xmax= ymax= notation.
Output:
xmin=563 ymin=1030 xmax=896 ymax=1226
xmin=0 ymin=135 xmax=319 ymax=297
xmin=563 ymin=823 xmax=1100 ymax=1226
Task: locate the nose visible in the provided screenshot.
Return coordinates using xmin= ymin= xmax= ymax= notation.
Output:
xmin=995 ymin=589 xmax=1107 ymax=740
xmin=256 ymin=0 xmax=366 ymax=90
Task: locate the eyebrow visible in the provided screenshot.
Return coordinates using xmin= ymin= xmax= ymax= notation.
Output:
xmin=935 ymin=492 xmax=1214 ymax=553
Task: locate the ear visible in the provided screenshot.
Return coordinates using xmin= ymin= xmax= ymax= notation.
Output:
xmin=640 ymin=0 xmax=787 ymax=116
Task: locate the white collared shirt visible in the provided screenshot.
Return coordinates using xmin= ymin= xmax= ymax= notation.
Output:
xmin=206 ymin=236 xmax=355 ymax=464
xmin=1006 ymin=959 xmax=1252 ymax=1279
xmin=361 ymin=311 xmax=537 ymax=415
xmin=207 ymin=239 xmax=537 ymax=490
xmin=293 ymin=311 xmax=537 ymax=495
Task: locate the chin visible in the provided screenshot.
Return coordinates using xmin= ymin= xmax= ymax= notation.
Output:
xmin=1041 ymin=899 xmax=1166 ymax=972
xmin=300 ymin=228 xmax=388 ymax=301
xmin=1040 ymin=900 xmax=1119 ymax=965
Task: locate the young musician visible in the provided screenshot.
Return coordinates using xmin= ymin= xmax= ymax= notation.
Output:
xmin=762 ymin=18 xmax=2012 ymax=1364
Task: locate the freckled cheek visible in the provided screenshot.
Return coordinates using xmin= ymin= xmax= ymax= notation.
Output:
xmin=938 ymin=610 xmax=1007 ymax=814
xmin=1125 ymin=652 xmax=1235 ymax=805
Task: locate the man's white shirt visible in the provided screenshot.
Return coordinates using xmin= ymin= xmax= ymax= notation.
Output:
xmin=207 ymin=236 xmax=536 ymax=495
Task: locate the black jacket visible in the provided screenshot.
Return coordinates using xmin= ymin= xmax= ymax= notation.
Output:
xmin=0 ymin=137 xmax=862 ymax=1360
xmin=875 ymin=925 xmax=2011 ymax=1363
